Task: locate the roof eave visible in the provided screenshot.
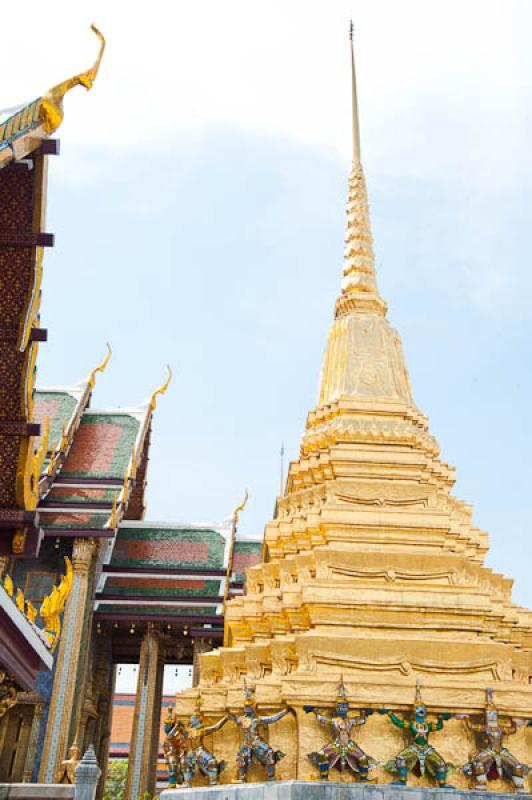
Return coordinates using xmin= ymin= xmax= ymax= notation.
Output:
xmin=0 ymin=122 xmax=49 ymax=169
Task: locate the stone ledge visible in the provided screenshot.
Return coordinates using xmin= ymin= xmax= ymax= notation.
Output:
xmin=160 ymin=782 xmax=531 ymax=800
xmin=0 ymin=786 xmax=74 ymax=799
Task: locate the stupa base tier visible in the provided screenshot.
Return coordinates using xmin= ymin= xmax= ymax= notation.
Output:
xmin=160 ymin=782 xmax=531 ymax=800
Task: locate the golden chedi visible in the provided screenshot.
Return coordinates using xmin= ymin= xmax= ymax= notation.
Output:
xmin=171 ymin=27 xmax=532 ymax=791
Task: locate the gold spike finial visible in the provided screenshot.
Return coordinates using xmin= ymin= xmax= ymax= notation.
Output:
xmin=88 ymin=343 xmax=112 ymax=389
xmin=16 ymin=588 xmax=25 ymax=613
xmin=26 ymin=600 xmax=38 ymax=624
xmin=149 ymin=365 xmax=172 ymax=411
xmin=41 ymin=25 xmax=106 ymax=134
xmin=108 ymin=491 xmax=119 ymax=530
xmin=120 ymin=469 xmax=129 ymax=505
xmin=3 ymin=574 xmax=13 ymax=597
xmin=349 ymin=20 xmax=361 ymax=165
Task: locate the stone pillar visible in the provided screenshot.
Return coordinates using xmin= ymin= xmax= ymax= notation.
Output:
xmin=94 ymin=662 xmax=116 ymax=800
xmin=192 ymin=637 xmax=210 ymax=686
xmin=124 ymin=625 xmax=165 ymax=800
xmin=39 ymin=538 xmax=96 ymax=783
xmin=21 ymin=703 xmax=44 ymax=782
xmin=92 ymin=629 xmax=115 ymax=800
xmin=9 ymin=708 xmax=34 ymax=781
xmin=72 ymin=580 xmax=102 ymax=755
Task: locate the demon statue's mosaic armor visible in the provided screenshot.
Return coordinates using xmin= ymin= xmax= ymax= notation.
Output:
xmin=181 ymin=703 xmax=229 ymax=787
xmin=460 ymin=688 xmax=529 ymax=793
xmin=304 ymin=677 xmax=378 ymax=781
xmin=163 ymin=707 xmax=185 ymax=788
xmin=229 ymin=683 xmax=291 ymax=782
xmin=384 ymin=680 xmax=452 ymax=787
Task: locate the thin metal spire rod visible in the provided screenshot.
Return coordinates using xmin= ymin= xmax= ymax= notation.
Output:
xmin=350 ymin=20 xmax=361 ymax=164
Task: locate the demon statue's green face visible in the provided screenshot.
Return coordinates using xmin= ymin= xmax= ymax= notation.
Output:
xmin=415 ymin=705 xmax=427 ymax=723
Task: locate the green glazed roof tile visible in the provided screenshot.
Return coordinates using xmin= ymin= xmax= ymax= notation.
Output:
xmin=34 ymin=390 xmax=78 ymax=452
xmin=46 ymin=487 xmax=117 ymax=504
xmin=61 ymin=412 xmax=140 ymax=479
xmin=101 ymin=578 xmax=222 ymax=598
xmin=101 ymin=605 xmax=218 ymax=617
xmin=39 ymin=511 xmax=110 ymax=530
xmin=232 ymin=540 xmax=262 ymax=581
xmin=111 ymin=525 xmax=227 ymax=570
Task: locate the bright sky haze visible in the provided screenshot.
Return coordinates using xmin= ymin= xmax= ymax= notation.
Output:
xmin=2 ymin=0 xmax=531 ymax=606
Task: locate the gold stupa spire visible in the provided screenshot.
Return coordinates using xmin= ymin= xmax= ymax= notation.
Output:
xmin=350 ymin=21 xmax=361 ymax=166
xmin=337 ymin=22 xmax=384 ymax=317
xmin=316 ymin=27 xmax=411 ymax=407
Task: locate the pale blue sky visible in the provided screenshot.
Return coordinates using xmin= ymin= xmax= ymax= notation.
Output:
xmin=8 ymin=0 xmax=531 ymax=606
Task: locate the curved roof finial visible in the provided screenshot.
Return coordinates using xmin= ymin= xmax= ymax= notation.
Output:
xmin=88 ymin=342 xmax=112 ymax=389
xmin=349 ymin=20 xmax=361 ymax=166
xmin=41 ymin=24 xmax=106 ymax=134
xmin=223 ymin=488 xmax=250 ymax=632
xmin=86 ymin=25 xmax=106 ymax=84
xmin=149 ymin=365 xmax=173 ymax=411
xmin=233 ymin=488 xmax=249 ymax=528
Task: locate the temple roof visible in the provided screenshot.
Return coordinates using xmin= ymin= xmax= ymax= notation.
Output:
xmin=38 ymin=403 xmax=152 ymax=536
xmin=109 ymin=521 xmax=233 ymax=570
xmin=32 ymin=372 xmax=265 ymax=639
xmin=34 ymin=354 xmax=169 ymax=542
xmin=94 ymin=521 xmax=262 ymax=634
xmin=0 ymin=25 xmax=268 ymax=678
xmin=57 ymin=409 xmax=143 ymax=480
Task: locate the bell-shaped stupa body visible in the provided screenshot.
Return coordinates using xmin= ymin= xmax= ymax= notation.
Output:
xmin=173 ymin=28 xmax=532 ymax=789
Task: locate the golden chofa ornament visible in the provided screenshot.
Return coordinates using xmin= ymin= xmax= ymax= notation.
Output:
xmin=40 ymin=25 xmax=105 ymax=134
xmin=39 ymin=557 xmax=73 ymax=652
